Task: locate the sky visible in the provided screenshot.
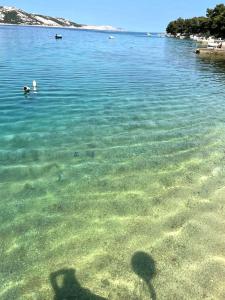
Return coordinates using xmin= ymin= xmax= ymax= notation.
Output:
xmin=1 ymin=0 xmax=224 ymax=31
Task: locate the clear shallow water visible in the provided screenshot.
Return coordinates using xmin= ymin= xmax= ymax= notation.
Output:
xmin=2 ymin=26 xmax=225 ymax=299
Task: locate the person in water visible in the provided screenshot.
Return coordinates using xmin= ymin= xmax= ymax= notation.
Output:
xmin=23 ymin=81 xmax=37 ymax=95
xmin=23 ymin=86 xmax=30 ymax=94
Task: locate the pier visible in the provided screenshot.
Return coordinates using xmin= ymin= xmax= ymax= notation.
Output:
xmin=195 ymin=47 xmax=225 ymax=57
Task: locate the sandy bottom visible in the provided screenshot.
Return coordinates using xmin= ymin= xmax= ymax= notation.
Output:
xmin=1 ymin=125 xmax=225 ymax=300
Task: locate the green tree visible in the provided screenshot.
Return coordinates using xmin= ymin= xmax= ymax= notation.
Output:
xmin=3 ymin=11 xmax=22 ymax=24
xmin=207 ymin=4 xmax=225 ymax=37
xmin=166 ymin=3 xmax=225 ymax=37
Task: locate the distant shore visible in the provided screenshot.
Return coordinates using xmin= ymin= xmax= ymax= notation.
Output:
xmin=0 ymin=22 xmax=122 ymax=32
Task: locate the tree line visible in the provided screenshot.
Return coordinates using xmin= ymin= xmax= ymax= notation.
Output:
xmin=166 ymin=4 xmax=225 ymax=37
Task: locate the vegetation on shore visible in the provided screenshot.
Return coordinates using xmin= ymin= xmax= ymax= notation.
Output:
xmin=166 ymin=4 xmax=225 ymax=37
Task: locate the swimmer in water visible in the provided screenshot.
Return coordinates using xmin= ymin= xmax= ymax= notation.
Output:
xmin=23 ymin=86 xmax=30 ymax=94
xmin=23 ymin=80 xmax=37 ymax=95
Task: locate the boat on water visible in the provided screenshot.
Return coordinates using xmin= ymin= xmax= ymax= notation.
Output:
xmin=108 ymin=36 xmax=115 ymax=39
xmin=146 ymin=32 xmax=151 ymax=36
xmin=55 ymin=34 xmax=62 ymax=39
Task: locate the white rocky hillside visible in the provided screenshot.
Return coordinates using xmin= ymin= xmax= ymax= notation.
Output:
xmin=0 ymin=6 xmax=82 ymax=27
xmin=0 ymin=6 xmax=119 ymax=30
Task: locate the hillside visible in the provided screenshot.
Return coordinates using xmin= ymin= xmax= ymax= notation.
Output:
xmin=0 ymin=6 xmax=82 ymax=27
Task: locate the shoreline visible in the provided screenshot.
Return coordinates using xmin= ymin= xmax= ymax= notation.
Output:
xmin=0 ymin=22 xmax=122 ymax=32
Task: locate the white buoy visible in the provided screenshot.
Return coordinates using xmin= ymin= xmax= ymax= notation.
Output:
xmin=33 ymin=80 xmax=37 ymax=92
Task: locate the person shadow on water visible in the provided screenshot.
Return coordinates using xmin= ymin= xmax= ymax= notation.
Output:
xmin=50 ymin=252 xmax=156 ymax=300
xmin=50 ymin=268 xmax=106 ymax=300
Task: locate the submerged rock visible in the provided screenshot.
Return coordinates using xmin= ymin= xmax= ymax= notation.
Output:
xmin=196 ymin=47 xmax=225 ymax=58
xmin=86 ymin=150 xmax=95 ymax=158
xmin=57 ymin=172 xmax=65 ymax=182
xmin=73 ymin=151 xmax=80 ymax=158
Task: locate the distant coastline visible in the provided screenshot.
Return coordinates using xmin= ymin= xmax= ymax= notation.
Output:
xmin=0 ymin=22 xmax=121 ymax=32
xmin=0 ymin=6 xmax=121 ymax=32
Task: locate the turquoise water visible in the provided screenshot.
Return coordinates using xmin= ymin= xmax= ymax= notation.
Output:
xmin=2 ymin=26 xmax=225 ymax=299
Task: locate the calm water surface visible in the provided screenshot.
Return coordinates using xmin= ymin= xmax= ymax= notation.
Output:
xmin=1 ymin=26 xmax=225 ymax=299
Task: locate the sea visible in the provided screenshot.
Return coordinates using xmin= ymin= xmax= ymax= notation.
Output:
xmin=1 ymin=25 xmax=225 ymax=299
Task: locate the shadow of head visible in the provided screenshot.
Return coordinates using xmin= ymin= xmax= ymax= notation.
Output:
xmin=50 ymin=268 xmax=79 ymax=299
xmin=131 ymin=251 xmax=156 ymax=283
xmin=50 ymin=268 xmax=106 ymax=300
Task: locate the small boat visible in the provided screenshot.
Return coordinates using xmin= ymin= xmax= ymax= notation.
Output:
xmin=108 ymin=36 xmax=115 ymax=39
xmin=147 ymin=32 xmax=151 ymax=36
xmin=55 ymin=34 xmax=62 ymax=39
